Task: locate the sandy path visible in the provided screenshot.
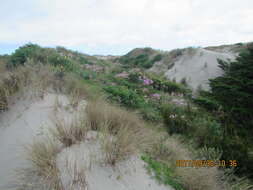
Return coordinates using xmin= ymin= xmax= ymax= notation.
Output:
xmin=0 ymin=93 xmax=68 ymax=189
xmin=57 ymin=133 xmax=172 ymax=190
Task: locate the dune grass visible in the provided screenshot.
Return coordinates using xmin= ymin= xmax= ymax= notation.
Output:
xmin=85 ymin=101 xmax=152 ymax=165
xmin=25 ymin=137 xmax=62 ymax=189
xmin=51 ymin=113 xmax=88 ymax=147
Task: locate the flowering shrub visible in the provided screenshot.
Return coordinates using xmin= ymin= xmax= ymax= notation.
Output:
xmin=143 ymin=78 xmax=153 ymax=85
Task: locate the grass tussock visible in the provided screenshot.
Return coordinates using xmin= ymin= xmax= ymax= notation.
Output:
xmin=0 ymin=63 xmax=55 ymax=110
xmin=64 ymin=73 xmax=93 ymax=102
xmin=85 ymin=100 xmax=144 ymax=132
xmin=51 ymin=114 xmax=88 ymax=147
xmin=86 ymin=101 xmax=151 ymax=165
xmin=65 ymin=159 xmax=88 ymax=190
xmin=25 ymin=136 xmax=62 ymax=189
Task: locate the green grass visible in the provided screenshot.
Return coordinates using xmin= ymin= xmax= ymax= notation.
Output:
xmin=141 ymin=155 xmax=185 ymax=190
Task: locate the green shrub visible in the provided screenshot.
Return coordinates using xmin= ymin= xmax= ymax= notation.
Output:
xmin=190 ymin=117 xmax=222 ymax=147
xmin=128 ymin=72 xmax=140 ymax=83
xmin=48 ymin=53 xmax=72 ymax=69
xmin=152 ymin=54 xmax=163 ymax=62
xmin=161 ymin=104 xmax=190 ymax=134
xmin=7 ymin=43 xmax=44 ymax=67
xmin=139 ymin=105 xmax=162 ymax=122
xmin=104 ymin=85 xmax=145 ymax=108
xmin=193 ymin=96 xmax=220 ymax=111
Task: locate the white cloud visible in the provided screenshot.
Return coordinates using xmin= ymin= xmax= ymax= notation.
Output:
xmin=0 ymin=0 xmax=252 ymax=54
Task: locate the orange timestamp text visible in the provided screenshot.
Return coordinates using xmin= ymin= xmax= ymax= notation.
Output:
xmin=176 ymin=160 xmax=238 ymax=167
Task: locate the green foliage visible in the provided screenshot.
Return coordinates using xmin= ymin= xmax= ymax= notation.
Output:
xmin=193 ymin=96 xmax=220 ymax=111
xmin=209 ymin=45 xmax=253 ymax=129
xmin=175 ymin=44 xmax=253 ymax=177
xmin=161 ymin=104 xmax=190 ymax=134
xmin=79 ymin=57 xmax=92 ymax=65
xmin=104 ymin=85 xmax=145 ymax=108
xmin=119 ymin=52 xmax=156 ymax=69
xmin=190 ymin=117 xmax=222 ymax=147
xmin=7 ymin=43 xmax=45 ymax=67
xmin=147 ymin=74 xmax=188 ymax=94
xmin=142 ymin=155 xmax=184 ymax=190
xmin=128 ymin=72 xmax=140 ymax=83
xmin=139 ymin=105 xmax=162 ymax=122
xmin=161 ymin=103 xmax=223 ymax=147
xmin=7 ymin=43 xmax=78 ymax=72
xmin=152 ymin=54 xmax=163 ymax=62
xmin=47 ymin=53 xmax=75 ymax=71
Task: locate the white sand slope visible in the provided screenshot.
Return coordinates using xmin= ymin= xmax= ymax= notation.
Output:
xmin=166 ymin=48 xmax=236 ymax=90
xmin=57 ymin=132 xmax=171 ymax=190
xmin=165 ymin=48 xmax=236 ymax=90
xmin=153 ymin=48 xmax=236 ymax=90
xmin=0 ymin=93 xmax=69 ymax=189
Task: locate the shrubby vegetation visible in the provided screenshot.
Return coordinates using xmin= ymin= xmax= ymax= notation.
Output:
xmin=191 ymin=43 xmax=253 ymax=177
xmin=118 ymin=48 xmax=164 ymax=69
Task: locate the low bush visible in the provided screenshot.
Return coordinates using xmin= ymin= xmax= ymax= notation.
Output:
xmin=161 ymin=103 xmax=223 ymax=147
xmin=104 ymin=85 xmax=145 ymax=108
xmin=161 ymin=104 xmax=191 ymax=134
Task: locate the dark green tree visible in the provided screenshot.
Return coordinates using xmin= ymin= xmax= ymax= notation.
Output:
xmin=209 ymin=43 xmax=253 ymax=129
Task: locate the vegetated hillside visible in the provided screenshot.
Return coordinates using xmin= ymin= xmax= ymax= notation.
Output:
xmin=115 ymin=47 xmax=165 ymax=69
xmin=114 ymin=43 xmax=249 ymax=91
xmin=1 ymin=43 xmax=253 ymax=190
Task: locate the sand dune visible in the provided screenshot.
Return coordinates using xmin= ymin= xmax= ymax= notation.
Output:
xmin=151 ymin=48 xmax=236 ymax=90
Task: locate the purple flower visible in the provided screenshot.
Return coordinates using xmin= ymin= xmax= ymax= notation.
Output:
xmin=143 ymin=79 xmax=153 ymax=85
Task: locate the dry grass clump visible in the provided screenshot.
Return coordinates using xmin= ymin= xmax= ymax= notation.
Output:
xmin=99 ymin=125 xmax=142 ymax=165
xmin=0 ymin=63 xmax=55 ymax=110
xmin=51 ymin=114 xmax=88 ymax=147
xmin=85 ymin=101 xmax=144 ymax=133
xmin=64 ymin=73 xmax=92 ymax=102
xmin=0 ymin=60 xmax=5 ymax=73
xmin=25 ymin=136 xmax=62 ymax=189
xmin=64 ymin=159 xmax=88 ymax=190
xmin=86 ymin=101 xmax=151 ymax=165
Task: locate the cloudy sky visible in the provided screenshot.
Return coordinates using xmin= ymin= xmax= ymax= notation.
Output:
xmin=0 ymin=0 xmax=252 ymax=55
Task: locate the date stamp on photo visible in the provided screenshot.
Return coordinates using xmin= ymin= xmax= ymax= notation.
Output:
xmin=176 ymin=160 xmax=238 ymax=167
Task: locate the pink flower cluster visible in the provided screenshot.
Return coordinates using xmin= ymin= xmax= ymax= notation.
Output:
xmin=139 ymin=76 xmax=153 ymax=85
xmin=143 ymin=79 xmax=153 ymax=85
